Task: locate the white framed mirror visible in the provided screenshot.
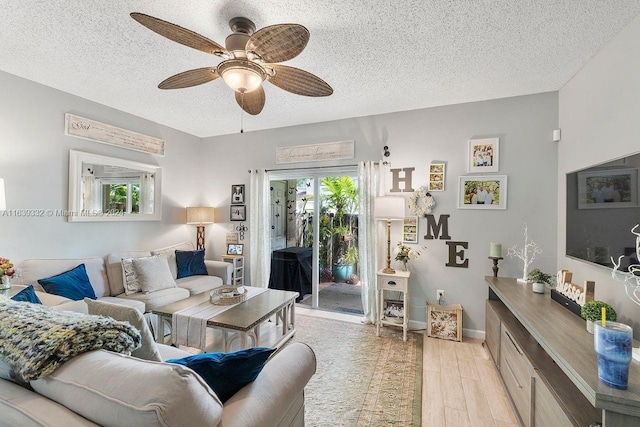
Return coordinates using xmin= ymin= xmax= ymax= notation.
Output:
xmin=68 ymin=150 xmax=162 ymax=222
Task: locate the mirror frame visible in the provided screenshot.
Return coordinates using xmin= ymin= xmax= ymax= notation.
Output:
xmin=68 ymin=150 xmax=162 ymax=222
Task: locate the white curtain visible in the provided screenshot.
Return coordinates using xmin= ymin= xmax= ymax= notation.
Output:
xmin=249 ymin=169 xmax=271 ymax=288
xmin=358 ymin=161 xmax=381 ymax=324
xmin=140 ymin=173 xmax=155 ymax=214
xmin=81 ymin=172 xmax=101 ymax=212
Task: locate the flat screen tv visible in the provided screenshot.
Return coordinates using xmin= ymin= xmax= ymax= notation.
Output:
xmin=566 ymin=152 xmax=640 ymax=270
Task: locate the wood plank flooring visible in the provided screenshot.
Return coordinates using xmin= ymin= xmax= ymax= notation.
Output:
xmin=423 ymin=336 xmax=518 ymax=427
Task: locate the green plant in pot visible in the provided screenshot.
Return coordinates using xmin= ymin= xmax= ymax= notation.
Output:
xmin=581 ymin=300 xmax=617 ymax=334
xmin=527 ymin=268 xmax=554 ymax=294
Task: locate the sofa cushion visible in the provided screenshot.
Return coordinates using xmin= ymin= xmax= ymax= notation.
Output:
xmin=97 ymin=296 xmax=145 ymax=313
xmin=176 ymin=249 xmax=208 ymax=279
xmin=175 ymin=274 xmax=223 ymax=296
xmin=31 ymin=350 xmax=223 ymax=427
xmin=104 ymin=251 xmax=152 ymax=296
xmin=121 ymin=258 xmax=141 ymax=295
xmin=20 ymin=257 xmax=109 ymax=297
xmin=115 ymin=287 xmax=190 ymax=311
xmin=132 ymin=255 xmax=176 ymax=293
xmin=152 ymin=242 xmax=195 ymax=279
xmin=38 ymin=264 xmax=97 ymax=301
xmin=167 ymin=347 xmax=275 ymax=403
xmin=85 ymin=299 xmax=162 ymax=362
xmin=11 ymin=285 xmax=42 ymax=304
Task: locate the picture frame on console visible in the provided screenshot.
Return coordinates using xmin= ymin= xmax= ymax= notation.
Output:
xmin=457 ymin=175 xmax=507 ymax=209
xmin=226 ymin=243 xmax=244 ymax=255
xmin=230 ymin=205 xmax=246 ymax=221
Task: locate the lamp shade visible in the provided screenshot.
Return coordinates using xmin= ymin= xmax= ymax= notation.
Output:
xmin=0 ymin=178 xmax=5 ymax=211
xmin=374 ymin=196 xmax=405 ymax=220
xmin=186 ymin=207 xmax=215 ymax=225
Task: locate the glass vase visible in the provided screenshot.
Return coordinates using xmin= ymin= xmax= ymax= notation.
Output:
xmin=0 ymin=275 xmax=10 ymax=290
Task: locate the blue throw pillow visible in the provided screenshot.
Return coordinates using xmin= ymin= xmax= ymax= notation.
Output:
xmin=11 ymin=285 xmax=42 ymax=304
xmin=38 ymin=264 xmax=97 ymax=301
xmin=175 ymin=249 xmax=208 ymax=279
xmin=166 ymin=347 xmax=275 ymax=402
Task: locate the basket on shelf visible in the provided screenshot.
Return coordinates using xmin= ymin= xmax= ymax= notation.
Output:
xmin=210 ymin=286 xmax=247 ymax=305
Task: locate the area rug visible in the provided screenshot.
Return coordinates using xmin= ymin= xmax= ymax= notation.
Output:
xmin=292 ymin=313 xmax=422 ymax=426
xmin=298 ymin=283 xmax=364 ymax=315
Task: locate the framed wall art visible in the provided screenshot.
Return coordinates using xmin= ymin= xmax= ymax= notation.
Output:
xmin=458 ymin=175 xmax=507 ymax=209
xmin=429 ymin=163 xmax=445 ymax=191
xmin=427 ymin=302 xmax=463 ymax=342
xmin=230 ymin=205 xmax=246 ymax=221
xmin=577 ymin=168 xmax=638 ymax=209
xmin=231 ymin=184 xmax=245 ymax=204
xmin=468 ymin=137 xmax=499 ymax=173
xmin=402 ymin=217 xmax=418 ymax=243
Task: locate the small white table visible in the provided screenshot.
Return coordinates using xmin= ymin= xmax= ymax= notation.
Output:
xmin=376 ymin=269 xmax=410 ymax=341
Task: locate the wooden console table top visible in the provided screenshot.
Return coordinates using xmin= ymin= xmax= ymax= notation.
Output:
xmin=486 ymin=276 xmax=640 ymax=418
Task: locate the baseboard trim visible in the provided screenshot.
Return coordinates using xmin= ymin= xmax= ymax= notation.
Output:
xmin=409 ymin=320 xmax=485 ymax=340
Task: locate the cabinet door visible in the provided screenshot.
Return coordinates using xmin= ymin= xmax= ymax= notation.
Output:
xmin=533 ymin=372 xmax=574 ymax=427
xmin=485 ymin=300 xmax=501 ymax=365
xmin=500 ymin=324 xmax=533 ymax=427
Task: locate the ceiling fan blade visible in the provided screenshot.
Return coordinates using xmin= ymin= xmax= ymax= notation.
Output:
xmin=247 ymin=24 xmax=309 ymax=63
xmin=235 ymin=86 xmax=266 ymax=115
xmin=158 ymin=67 xmax=219 ymax=89
xmin=131 ymin=12 xmax=227 ymax=57
xmin=267 ymin=65 xmax=333 ymax=97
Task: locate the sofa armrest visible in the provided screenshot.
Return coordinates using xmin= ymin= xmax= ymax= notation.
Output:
xmin=204 ymin=260 xmax=233 ymax=285
xmin=220 ymin=342 xmax=316 ymax=427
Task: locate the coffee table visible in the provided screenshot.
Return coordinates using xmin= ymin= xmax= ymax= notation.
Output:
xmin=152 ymin=288 xmax=298 ymax=352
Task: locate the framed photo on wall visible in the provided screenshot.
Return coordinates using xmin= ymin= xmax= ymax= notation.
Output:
xmin=457 ymin=175 xmax=507 ymax=209
xmin=467 ymin=138 xmax=499 ymax=173
xmin=429 ymin=163 xmax=445 ymax=191
xmin=402 ymin=217 xmax=418 ymax=243
xmin=577 ymin=168 xmax=638 ymax=209
xmin=231 ymin=184 xmax=245 ymax=204
xmin=230 ymin=205 xmax=246 ymax=221
xmin=226 ymin=243 xmax=244 ymax=255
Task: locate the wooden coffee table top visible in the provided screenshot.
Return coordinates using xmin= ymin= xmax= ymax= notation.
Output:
xmin=209 ymin=289 xmax=298 ymax=331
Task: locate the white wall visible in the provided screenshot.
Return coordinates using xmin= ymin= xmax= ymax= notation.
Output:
xmin=0 ymin=70 xmax=204 ymax=263
xmin=559 ymin=14 xmax=640 ymax=338
xmin=202 ymin=92 xmax=559 ymax=335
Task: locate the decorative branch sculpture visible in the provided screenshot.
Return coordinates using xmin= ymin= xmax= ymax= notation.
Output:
xmin=507 ymin=223 xmax=542 ymax=283
xmin=611 ymin=224 xmax=640 ymax=306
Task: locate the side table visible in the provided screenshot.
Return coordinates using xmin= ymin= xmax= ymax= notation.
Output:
xmin=221 ymin=255 xmax=244 ymax=286
xmin=376 ymin=269 xmax=411 ymax=341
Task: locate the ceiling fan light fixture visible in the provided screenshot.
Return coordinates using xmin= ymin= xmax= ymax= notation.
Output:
xmin=218 ymin=59 xmax=266 ymax=93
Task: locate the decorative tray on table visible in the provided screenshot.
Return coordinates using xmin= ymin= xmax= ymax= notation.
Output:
xmin=210 ymin=286 xmax=246 ymax=305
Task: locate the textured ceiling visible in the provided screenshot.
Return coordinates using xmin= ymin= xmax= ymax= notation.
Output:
xmin=1 ymin=1 xmax=639 ymax=138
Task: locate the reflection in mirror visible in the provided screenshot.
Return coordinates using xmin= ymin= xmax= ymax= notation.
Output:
xmin=566 ymin=152 xmax=640 ymax=269
xmin=69 ymin=150 xmax=162 ymax=222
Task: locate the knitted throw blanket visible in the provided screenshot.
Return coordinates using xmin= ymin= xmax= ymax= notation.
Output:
xmin=0 ymin=298 xmax=141 ymax=382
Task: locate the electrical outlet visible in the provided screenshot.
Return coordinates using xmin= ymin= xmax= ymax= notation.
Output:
xmin=436 ymin=290 xmax=445 ymax=301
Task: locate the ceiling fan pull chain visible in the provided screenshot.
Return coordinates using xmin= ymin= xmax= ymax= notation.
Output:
xmin=240 ymin=92 xmax=245 ymax=133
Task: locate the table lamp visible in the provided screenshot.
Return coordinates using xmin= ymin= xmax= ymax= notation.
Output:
xmin=375 ymin=196 xmax=406 ymax=274
xmin=186 ymin=207 xmax=215 ymax=250
xmin=0 ymin=178 xmax=5 ymax=211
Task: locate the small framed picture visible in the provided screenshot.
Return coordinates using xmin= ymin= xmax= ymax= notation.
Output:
xmin=226 ymin=243 xmax=244 ymax=255
xmin=429 ymin=163 xmax=446 ymax=191
xmin=458 ymin=175 xmax=507 ymax=209
xmin=427 ymin=302 xmax=463 ymax=342
xmin=230 ymin=205 xmax=246 ymax=221
xmin=231 ymin=185 xmax=245 ymax=204
xmin=468 ymin=138 xmax=499 ymax=173
xmin=383 ymin=299 xmax=404 ymax=319
xmin=403 ymin=217 xmax=418 ymax=243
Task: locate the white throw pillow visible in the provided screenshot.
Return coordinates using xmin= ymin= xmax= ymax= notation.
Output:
xmin=121 ymin=257 xmax=141 ymax=295
xmin=132 ymin=255 xmax=176 ymax=293
xmin=31 ymin=350 xmax=223 ymax=427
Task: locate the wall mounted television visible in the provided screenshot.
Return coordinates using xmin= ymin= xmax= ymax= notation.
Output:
xmin=566 ymin=152 xmax=640 ymax=270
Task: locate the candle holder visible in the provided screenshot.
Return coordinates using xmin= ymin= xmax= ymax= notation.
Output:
xmin=488 ymin=256 xmax=503 ymax=277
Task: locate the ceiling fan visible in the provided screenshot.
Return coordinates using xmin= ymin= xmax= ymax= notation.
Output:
xmin=130 ymin=13 xmax=333 ymax=116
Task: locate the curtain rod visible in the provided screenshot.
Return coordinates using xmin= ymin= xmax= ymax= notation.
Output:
xmin=257 ymin=164 xmax=359 ymax=173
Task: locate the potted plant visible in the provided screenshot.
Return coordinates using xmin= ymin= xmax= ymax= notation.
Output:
xmin=581 ymin=300 xmax=617 ymax=334
xmin=527 ymin=268 xmax=554 ymax=294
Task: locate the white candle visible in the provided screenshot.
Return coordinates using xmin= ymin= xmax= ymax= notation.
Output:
xmin=489 ymin=242 xmax=502 ymax=258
